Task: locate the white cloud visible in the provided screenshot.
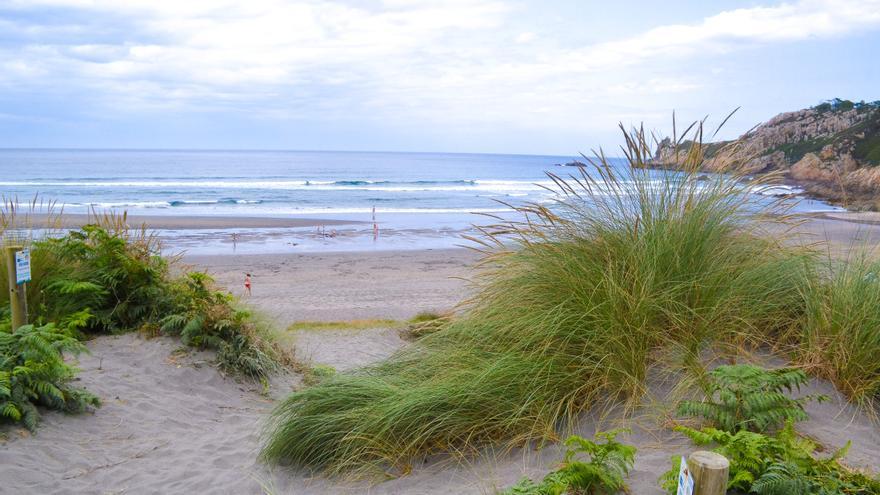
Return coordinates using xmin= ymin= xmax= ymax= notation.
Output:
xmin=1 ymin=0 xmax=879 ymax=141
xmin=515 ymin=31 xmax=536 ymax=43
xmin=565 ymin=0 xmax=880 ymax=69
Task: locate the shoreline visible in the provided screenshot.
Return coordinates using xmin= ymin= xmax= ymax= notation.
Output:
xmin=806 ymin=210 xmax=880 ymax=226
xmin=21 ymin=213 xmax=364 ymax=230
xmin=14 ymin=209 xmax=880 ymax=258
xmin=25 ymin=208 xmax=877 ymax=233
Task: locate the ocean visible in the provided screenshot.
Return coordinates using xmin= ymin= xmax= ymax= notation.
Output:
xmin=0 ymin=149 xmax=572 ymax=216
xmin=0 ymin=149 xmax=840 ymax=254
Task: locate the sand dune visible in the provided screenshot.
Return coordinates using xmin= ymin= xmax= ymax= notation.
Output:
xmin=3 ymin=325 xmax=877 ymax=495
xmin=2 ymin=247 xmax=879 ymax=494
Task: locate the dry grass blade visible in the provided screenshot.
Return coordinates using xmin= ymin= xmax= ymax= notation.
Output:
xmin=0 ymin=195 xmax=62 ymax=247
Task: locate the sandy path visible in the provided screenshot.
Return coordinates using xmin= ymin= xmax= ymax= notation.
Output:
xmin=291 ymin=326 xmax=406 ymax=371
xmin=0 ymin=331 xmax=683 ymax=495
xmin=185 ymin=249 xmax=480 ymax=324
xmin=3 ymin=330 xmax=877 ymax=495
xmin=0 ymin=335 xmax=280 ymax=494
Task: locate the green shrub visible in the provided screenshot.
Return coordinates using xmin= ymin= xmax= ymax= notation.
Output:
xmin=161 ymin=272 xmax=282 ymax=381
xmin=36 ymin=224 xmax=168 ymax=333
xmin=501 ymin=429 xmax=636 ymax=495
xmin=261 ymin=123 xmax=814 ymax=475
xmin=0 ymin=322 xmax=100 ymax=431
xmin=661 ymin=422 xmax=880 ymax=494
xmin=677 ymin=364 xmax=827 ymax=433
xmin=3 ymin=221 xmax=288 ymax=382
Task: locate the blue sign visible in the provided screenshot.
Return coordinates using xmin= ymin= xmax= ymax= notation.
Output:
xmin=677 ymin=456 xmax=694 ymax=495
xmin=15 ymin=249 xmax=31 ymax=284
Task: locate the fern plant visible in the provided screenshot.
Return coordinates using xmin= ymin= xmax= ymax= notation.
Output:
xmin=161 ymin=272 xmax=280 ymax=380
xmin=0 ymin=322 xmax=100 ymax=431
xmin=501 ymin=429 xmax=636 ymax=494
xmin=3 ymin=224 xmax=288 ymax=395
xmin=677 ymin=364 xmax=827 ymax=433
xmin=661 ymin=421 xmax=880 ymax=495
xmin=37 ymin=224 xmax=168 ymax=333
xmin=750 ymin=461 xmax=814 ymax=494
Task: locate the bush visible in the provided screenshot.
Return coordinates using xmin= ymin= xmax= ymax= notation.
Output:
xmin=677 ymin=364 xmax=826 ymax=433
xmin=161 ymin=272 xmax=282 ymax=381
xmin=2 ymin=219 xmax=289 ymax=382
xmin=261 ymin=124 xmax=814 ymax=475
xmin=36 ymin=224 xmax=167 ymax=333
xmin=0 ymin=322 xmax=100 ymax=431
xmin=661 ymin=422 xmax=880 ymax=494
xmin=302 ymin=364 xmax=337 ymax=387
xmin=501 ymin=429 xmax=636 ymax=495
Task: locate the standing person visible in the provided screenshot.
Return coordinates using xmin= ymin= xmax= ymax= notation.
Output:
xmin=244 ymin=273 xmax=252 ymax=296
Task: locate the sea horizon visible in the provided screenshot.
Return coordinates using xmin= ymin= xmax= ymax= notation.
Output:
xmin=0 ymin=148 xmax=841 ymax=255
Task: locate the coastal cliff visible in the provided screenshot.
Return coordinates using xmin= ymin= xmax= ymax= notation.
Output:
xmin=653 ymin=99 xmax=880 ymax=209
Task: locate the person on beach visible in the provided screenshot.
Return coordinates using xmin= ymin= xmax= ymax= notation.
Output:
xmin=244 ymin=273 xmax=252 ymax=296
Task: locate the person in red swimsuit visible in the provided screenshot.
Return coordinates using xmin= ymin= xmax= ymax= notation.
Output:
xmin=244 ymin=273 xmax=252 ymax=296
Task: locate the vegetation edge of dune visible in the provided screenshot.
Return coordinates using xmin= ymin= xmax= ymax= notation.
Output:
xmin=1 ymin=208 xmax=292 ymax=429
xmin=260 ymin=122 xmax=880 ymax=476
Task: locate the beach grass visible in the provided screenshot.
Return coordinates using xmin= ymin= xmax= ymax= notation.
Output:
xmin=260 ymin=123 xmax=818 ymax=476
xmin=794 ymin=251 xmax=880 ymax=412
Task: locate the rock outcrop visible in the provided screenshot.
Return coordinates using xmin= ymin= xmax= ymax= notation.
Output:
xmin=652 ymin=99 xmax=880 ymax=209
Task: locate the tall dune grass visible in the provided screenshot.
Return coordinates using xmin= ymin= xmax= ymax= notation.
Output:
xmin=261 ymin=123 xmax=817 ymax=476
xmin=795 ymin=252 xmax=880 ymax=410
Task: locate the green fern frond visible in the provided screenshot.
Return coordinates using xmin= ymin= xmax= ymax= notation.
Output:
xmin=502 ymin=429 xmax=636 ymax=494
xmin=752 ymin=462 xmax=812 ymax=495
xmin=677 ymin=364 xmax=826 ymax=433
xmin=1 ymin=401 xmax=21 ymax=421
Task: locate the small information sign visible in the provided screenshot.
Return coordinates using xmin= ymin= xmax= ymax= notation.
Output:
xmin=15 ymin=249 xmax=31 ymax=284
xmin=677 ymin=456 xmax=694 ymax=495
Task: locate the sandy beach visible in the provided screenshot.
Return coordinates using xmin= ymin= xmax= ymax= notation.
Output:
xmin=6 ymin=4 xmax=879 ymax=493
xmin=3 ymin=212 xmax=880 ymax=494
xmin=184 ymin=249 xmax=479 ymax=323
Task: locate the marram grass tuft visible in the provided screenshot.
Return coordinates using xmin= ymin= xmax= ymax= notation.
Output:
xmin=261 ymin=122 xmax=816 ymax=476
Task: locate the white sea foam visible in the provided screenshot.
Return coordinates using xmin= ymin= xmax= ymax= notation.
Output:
xmin=753 ymin=184 xmax=805 ymax=196
xmin=51 ymin=202 xmax=511 ymax=215
xmin=0 ymin=179 xmax=555 ymax=193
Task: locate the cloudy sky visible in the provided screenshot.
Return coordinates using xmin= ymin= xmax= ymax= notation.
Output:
xmin=1 ymin=0 xmax=878 ymax=154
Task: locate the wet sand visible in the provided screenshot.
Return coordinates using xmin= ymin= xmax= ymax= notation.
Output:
xmin=24 ymin=213 xmax=362 ymax=230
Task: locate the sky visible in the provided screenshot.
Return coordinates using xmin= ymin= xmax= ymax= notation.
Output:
xmin=0 ymin=0 xmax=878 ymax=155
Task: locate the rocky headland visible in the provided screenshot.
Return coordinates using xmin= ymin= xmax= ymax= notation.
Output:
xmin=653 ymin=99 xmax=880 ymax=209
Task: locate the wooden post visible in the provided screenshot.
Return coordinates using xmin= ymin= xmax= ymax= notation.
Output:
xmin=5 ymin=246 xmax=27 ymax=330
xmin=688 ymin=451 xmax=729 ymax=495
